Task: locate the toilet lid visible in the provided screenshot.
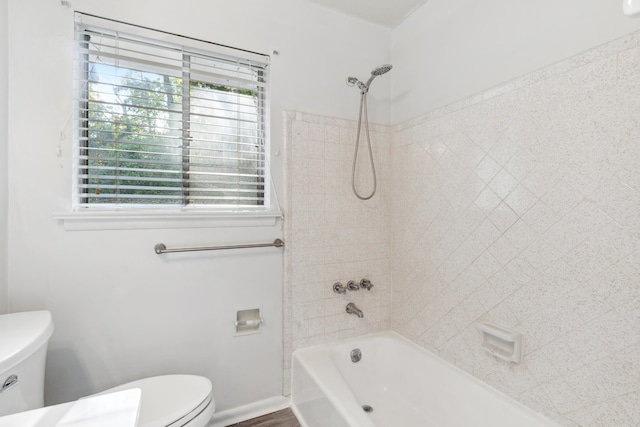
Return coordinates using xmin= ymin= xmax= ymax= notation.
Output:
xmin=95 ymin=375 xmax=213 ymax=427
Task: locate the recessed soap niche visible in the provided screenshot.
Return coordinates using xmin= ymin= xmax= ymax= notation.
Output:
xmin=477 ymin=322 xmax=522 ymax=363
xmin=234 ymin=306 xmax=264 ymax=336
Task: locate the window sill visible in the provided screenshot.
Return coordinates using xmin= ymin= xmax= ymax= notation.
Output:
xmin=53 ymin=210 xmax=283 ymax=231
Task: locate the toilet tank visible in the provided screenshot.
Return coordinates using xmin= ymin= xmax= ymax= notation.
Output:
xmin=0 ymin=311 xmax=54 ymax=416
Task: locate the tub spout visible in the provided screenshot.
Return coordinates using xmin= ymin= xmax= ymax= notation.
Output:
xmin=346 ymin=303 xmax=364 ymax=318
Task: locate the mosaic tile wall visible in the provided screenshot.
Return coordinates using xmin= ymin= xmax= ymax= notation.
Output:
xmin=283 ymin=112 xmax=392 ymax=394
xmin=390 ymin=33 xmax=640 ymax=425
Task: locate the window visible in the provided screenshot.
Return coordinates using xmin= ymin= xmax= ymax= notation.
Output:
xmin=74 ymin=15 xmax=269 ymax=210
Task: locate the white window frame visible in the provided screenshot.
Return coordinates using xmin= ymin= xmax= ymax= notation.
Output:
xmin=72 ymin=13 xmax=272 ymax=215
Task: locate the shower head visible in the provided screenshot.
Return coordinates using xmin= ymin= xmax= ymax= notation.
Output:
xmin=362 ymin=64 xmax=393 ymax=93
xmin=346 ymin=64 xmax=393 ymax=94
xmin=371 ymin=64 xmax=393 ymax=76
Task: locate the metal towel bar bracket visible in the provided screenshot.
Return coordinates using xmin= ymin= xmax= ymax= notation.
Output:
xmin=154 ymin=239 xmax=284 ymax=254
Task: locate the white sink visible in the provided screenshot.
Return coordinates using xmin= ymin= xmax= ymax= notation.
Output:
xmin=0 ymin=389 xmax=140 ymax=427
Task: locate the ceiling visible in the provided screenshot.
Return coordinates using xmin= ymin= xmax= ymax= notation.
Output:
xmin=300 ymin=0 xmax=429 ymax=28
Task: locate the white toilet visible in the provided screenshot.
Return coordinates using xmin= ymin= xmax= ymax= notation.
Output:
xmin=0 ymin=311 xmax=215 ymax=427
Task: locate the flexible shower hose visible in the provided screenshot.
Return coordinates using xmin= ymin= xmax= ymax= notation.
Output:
xmin=351 ymin=92 xmax=377 ymax=200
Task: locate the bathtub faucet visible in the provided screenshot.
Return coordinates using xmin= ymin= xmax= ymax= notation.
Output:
xmin=346 ymin=303 xmax=364 ymax=318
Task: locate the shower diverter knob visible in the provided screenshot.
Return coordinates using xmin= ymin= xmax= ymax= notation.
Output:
xmin=360 ymin=279 xmax=373 ymax=290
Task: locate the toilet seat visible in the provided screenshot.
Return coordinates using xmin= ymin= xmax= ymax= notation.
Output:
xmin=92 ymin=375 xmax=214 ymax=427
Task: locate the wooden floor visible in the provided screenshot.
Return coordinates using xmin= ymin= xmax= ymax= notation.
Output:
xmin=225 ymin=408 xmax=301 ymax=427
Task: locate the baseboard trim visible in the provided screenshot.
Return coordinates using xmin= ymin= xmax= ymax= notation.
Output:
xmin=208 ymin=396 xmax=290 ymax=427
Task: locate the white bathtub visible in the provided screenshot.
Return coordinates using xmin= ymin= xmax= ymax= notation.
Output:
xmin=291 ymin=332 xmax=558 ymax=427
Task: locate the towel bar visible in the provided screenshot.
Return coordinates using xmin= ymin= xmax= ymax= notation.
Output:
xmin=154 ymin=239 xmax=284 ymax=254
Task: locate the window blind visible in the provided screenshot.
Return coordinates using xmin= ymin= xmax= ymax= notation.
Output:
xmin=74 ymin=14 xmax=269 ymax=209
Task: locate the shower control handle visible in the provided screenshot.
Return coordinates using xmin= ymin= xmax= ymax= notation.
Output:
xmin=347 ymin=280 xmax=360 ymax=291
xmin=333 ymin=282 xmax=347 ymax=294
xmin=360 ymin=279 xmax=374 ymax=291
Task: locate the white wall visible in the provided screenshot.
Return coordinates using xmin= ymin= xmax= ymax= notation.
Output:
xmin=6 ymin=0 xmax=389 ymax=415
xmin=391 ymin=0 xmax=640 ymax=122
xmin=0 ymin=0 xmax=8 ymax=315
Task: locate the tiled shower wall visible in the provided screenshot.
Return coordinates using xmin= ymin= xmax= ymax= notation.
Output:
xmin=391 ymin=33 xmax=640 ymax=425
xmin=283 ymin=112 xmax=392 ymax=394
